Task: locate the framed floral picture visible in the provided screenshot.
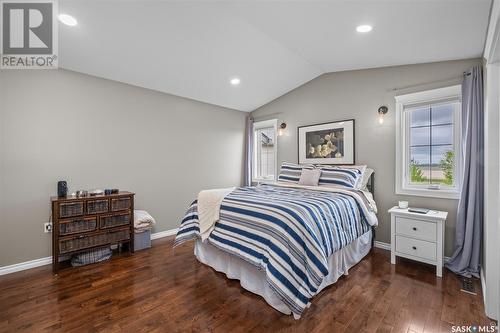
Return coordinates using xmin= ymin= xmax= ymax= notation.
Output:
xmin=298 ymin=119 xmax=355 ymax=165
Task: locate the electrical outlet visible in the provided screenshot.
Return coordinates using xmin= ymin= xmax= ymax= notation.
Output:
xmin=44 ymin=222 xmax=52 ymax=233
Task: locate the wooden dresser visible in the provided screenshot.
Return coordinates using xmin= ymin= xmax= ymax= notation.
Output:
xmin=51 ymin=192 xmax=135 ymax=273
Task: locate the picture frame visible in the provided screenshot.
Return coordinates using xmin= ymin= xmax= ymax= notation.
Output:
xmin=298 ymin=119 xmax=355 ymax=165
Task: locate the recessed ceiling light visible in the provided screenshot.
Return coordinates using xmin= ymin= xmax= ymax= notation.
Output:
xmin=230 ymin=78 xmax=241 ymax=86
xmin=356 ymin=25 xmax=373 ymax=33
xmin=58 ymin=14 xmax=78 ymax=26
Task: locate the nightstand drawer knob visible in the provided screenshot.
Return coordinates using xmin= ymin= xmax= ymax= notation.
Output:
xmin=412 ymin=246 xmax=417 ymax=250
xmin=412 ymin=227 xmax=417 ymax=231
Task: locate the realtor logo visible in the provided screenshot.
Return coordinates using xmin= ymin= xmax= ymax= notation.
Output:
xmin=1 ymin=0 xmax=58 ymax=68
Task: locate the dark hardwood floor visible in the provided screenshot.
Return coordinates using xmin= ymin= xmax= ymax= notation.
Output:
xmin=0 ymin=237 xmax=494 ymax=333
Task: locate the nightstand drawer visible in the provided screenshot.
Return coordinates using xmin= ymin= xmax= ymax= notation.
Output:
xmin=395 ymin=217 xmax=436 ymax=242
xmin=395 ymin=235 xmax=436 ymax=261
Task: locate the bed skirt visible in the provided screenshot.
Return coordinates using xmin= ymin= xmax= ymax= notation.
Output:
xmin=194 ymin=229 xmax=372 ymax=319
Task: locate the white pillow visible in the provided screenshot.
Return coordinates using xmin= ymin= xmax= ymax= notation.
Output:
xmin=359 ymin=168 xmax=374 ymax=190
xmin=298 ymin=169 xmax=322 ymax=186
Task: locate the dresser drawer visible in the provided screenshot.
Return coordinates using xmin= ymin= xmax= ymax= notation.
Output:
xmin=111 ymin=197 xmax=131 ymax=212
xmin=395 ymin=217 xmax=436 ymax=242
xmin=395 ymin=235 xmax=436 ymax=261
xmin=87 ymin=199 xmax=109 ymax=214
xmin=100 ymin=213 xmax=131 ymax=229
xmin=59 ymin=228 xmax=130 ymax=254
xmin=59 ymin=217 xmax=97 ymax=236
xmin=59 ymin=201 xmax=84 ymax=218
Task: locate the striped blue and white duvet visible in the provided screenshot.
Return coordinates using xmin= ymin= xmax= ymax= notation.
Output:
xmin=174 ymin=183 xmax=377 ymax=318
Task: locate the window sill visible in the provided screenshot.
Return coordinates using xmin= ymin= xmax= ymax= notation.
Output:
xmin=396 ymin=187 xmax=460 ymax=200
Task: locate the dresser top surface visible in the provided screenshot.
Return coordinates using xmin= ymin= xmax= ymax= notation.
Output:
xmin=51 ymin=191 xmax=134 ymax=202
xmin=388 ymin=206 xmax=448 ymax=220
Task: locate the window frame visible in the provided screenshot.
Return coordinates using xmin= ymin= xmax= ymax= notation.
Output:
xmin=252 ymin=119 xmax=278 ymax=183
xmin=395 ymin=85 xmax=462 ymax=199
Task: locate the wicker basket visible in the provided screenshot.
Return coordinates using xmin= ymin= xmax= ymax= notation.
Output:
xmin=100 ymin=213 xmax=130 ymax=229
xmin=87 ymin=199 xmax=109 ymax=214
xmin=111 ymin=197 xmax=131 ymax=211
xmin=59 ymin=217 xmax=97 ymax=235
xmin=59 ymin=202 xmax=84 ymax=218
xmin=59 ymin=229 xmax=130 ymax=254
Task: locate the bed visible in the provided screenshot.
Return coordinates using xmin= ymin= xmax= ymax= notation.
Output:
xmin=174 ymin=165 xmax=378 ymax=319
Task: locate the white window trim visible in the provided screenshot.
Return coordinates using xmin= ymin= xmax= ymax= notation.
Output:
xmin=395 ymin=85 xmax=462 ymax=200
xmin=252 ymin=119 xmax=278 ymax=183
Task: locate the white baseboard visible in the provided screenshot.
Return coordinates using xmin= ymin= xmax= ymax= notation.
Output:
xmin=0 ymin=256 xmax=52 ymax=276
xmin=151 ymin=228 xmax=178 ymax=240
xmin=479 ymin=266 xmax=498 ymax=320
xmin=480 ymin=266 xmax=488 ymax=312
xmin=374 ymin=241 xmax=391 ymax=251
xmin=0 ymin=227 xmax=179 ymax=276
xmin=4 ymin=233 xmax=454 ymax=277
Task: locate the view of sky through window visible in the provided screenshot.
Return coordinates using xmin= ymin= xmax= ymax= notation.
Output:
xmin=408 ymin=103 xmax=455 ymax=185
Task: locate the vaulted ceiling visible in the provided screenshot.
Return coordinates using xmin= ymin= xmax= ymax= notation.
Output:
xmin=59 ymin=0 xmax=491 ymax=112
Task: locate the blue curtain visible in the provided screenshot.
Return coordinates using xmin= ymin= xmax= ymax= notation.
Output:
xmin=244 ymin=116 xmax=253 ymax=186
xmin=445 ymin=66 xmax=484 ymax=278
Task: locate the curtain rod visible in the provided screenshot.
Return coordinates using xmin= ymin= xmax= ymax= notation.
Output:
xmin=389 ymin=72 xmax=469 ymax=93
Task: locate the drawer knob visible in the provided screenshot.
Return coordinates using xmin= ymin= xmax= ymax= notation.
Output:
xmin=412 ymin=246 xmax=417 ymax=250
xmin=412 ymin=227 xmax=417 ymax=231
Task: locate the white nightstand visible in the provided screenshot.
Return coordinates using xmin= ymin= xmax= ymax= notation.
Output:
xmin=388 ymin=206 xmax=447 ymax=277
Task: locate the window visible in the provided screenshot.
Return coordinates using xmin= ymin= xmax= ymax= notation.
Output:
xmin=395 ymin=85 xmax=461 ymax=199
xmin=252 ymin=119 xmax=277 ymax=182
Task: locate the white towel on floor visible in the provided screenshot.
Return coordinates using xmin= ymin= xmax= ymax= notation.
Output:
xmin=134 ymin=210 xmax=156 ymax=232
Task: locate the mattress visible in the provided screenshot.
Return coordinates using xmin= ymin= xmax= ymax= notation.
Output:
xmin=194 ymin=229 xmax=372 ymax=319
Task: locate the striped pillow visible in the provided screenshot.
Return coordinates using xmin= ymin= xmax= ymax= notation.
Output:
xmin=278 ymin=162 xmax=314 ymax=183
xmin=317 ymin=166 xmax=363 ymax=189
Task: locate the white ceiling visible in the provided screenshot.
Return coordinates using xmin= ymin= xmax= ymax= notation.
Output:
xmin=59 ymin=0 xmax=491 ymax=112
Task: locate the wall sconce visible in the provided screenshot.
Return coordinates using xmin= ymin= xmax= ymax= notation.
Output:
xmin=278 ymin=122 xmax=287 ymax=136
xmin=378 ymin=106 xmax=388 ymax=124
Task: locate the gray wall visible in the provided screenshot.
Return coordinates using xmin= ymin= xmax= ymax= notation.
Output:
xmin=0 ymin=69 xmax=246 ymax=266
xmin=251 ymin=58 xmax=482 ymax=256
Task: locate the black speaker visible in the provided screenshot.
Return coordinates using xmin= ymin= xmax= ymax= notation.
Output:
xmin=57 ymin=181 xmax=67 ymax=197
